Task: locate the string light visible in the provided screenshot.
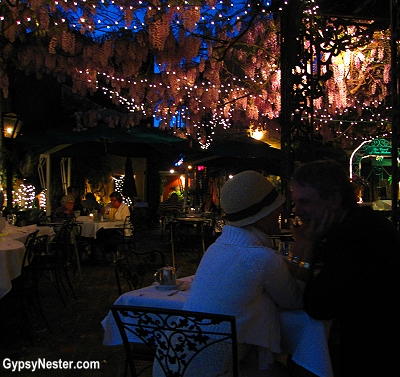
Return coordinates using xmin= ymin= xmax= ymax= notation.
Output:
xmin=113 ymin=175 xmax=133 ymax=206
xmin=13 ymin=183 xmax=36 ymax=209
xmin=0 ymin=1 xmax=393 ymax=151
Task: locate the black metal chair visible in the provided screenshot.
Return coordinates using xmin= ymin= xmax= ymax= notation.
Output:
xmin=32 ymin=223 xmax=77 ymax=307
xmin=1 ymin=230 xmax=52 ymax=337
xmin=95 ymin=220 xmax=126 ymax=263
xmin=23 ymin=229 xmax=40 ymax=248
xmin=115 ymin=248 xmax=165 ymax=295
xmin=122 ymin=215 xmax=136 ymax=251
xmin=69 ymin=221 xmax=89 ymax=276
xmin=115 ymin=217 xmax=166 ymax=294
xmin=111 ymin=305 xmax=239 ymax=377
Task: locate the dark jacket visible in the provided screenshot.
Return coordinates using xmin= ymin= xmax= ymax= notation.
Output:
xmin=304 ymin=206 xmax=400 ymax=376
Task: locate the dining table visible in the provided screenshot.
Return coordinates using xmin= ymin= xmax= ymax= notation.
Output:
xmin=42 ymin=218 xmax=125 ymax=278
xmin=0 ymin=223 xmax=56 ymax=299
xmin=2 ymin=223 xmax=55 ymax=243
xmin=0 ymin=237 xmax=25 ymax=300
xmin=75 ymin=216 xmax=125 ymax=238
xmin=102 ymin=277 xmax=334 ymax=377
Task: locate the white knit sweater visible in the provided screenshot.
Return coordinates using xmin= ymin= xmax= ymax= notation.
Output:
xmin=183 ymin=225 xmax=304 ymax=354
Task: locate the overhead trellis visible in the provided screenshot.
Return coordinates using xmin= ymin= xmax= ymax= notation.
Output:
xmin=0 ymin=0 xmax=393 ymax=150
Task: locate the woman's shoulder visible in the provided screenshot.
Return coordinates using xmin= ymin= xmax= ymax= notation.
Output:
xmin=53 ymin=206 xmax=64 ymax=213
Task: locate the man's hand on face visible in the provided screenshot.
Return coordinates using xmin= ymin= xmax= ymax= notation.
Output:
xmin=292 ymin=204 xmax=337 ymax=245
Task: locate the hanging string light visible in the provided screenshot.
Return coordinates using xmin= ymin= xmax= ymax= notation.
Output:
xmin=0 ymin=1 xmax=393 ymax=150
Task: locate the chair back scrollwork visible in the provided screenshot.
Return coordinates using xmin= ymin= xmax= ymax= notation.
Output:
xmin=111 ymin=305 xmax=238 ymax=377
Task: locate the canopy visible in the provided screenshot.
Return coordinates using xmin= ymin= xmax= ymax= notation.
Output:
xmin=185 ymin=136 xmax=282 ymax=175
xmin=207 ymin=137 xmax=281 ymax=159
xmin=18 ymin=124 xmax=186 ymax=158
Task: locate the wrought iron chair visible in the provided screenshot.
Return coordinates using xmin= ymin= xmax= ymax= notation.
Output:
xmin=69 ymin=221 xmax=87 ymax=277
xmin=114 ymin=218 xmax=165 ymax=294
xmin=111 ymin=305 xmax=239 ymax=377
xmin=1 ymin=230 xmax=52 ymax=337
xmin=122 ymin=215 xmax=136 ymax=251
xmin=32 ymin=222 xmax=77 ymax=307
xmin=114 ymin=248 xmax=165 ymax=295
xmin=95 ymin=217 xmax=130 ymax=262
xmin=23 ymin=229 xmax=40 ymax=248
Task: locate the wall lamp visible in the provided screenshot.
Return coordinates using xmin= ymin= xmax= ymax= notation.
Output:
xmin=3 ymin=113 xmax=23 ymax=139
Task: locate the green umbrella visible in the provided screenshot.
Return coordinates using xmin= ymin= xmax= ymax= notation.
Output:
xmin=17 ymin=123 xmax=187 ymax=159
xmin=122 ymin=156 xmax=138 ymax=200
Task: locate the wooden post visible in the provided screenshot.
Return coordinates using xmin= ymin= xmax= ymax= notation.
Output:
xmin=391 ymin=0 xmax=400 ymax=229
xmin=280 ymin=0 xmax=303 ymax=228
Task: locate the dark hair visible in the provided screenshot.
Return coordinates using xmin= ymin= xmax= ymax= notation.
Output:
xmin=290 ymin=160 xmax=357 ymax=209
xmin=67 ymin=185 xmax=78 ymax=193
xmin=110 ymin=191 xmax=123 ymax=203
xmin=85 ymin=192 xmax=95 ymax=199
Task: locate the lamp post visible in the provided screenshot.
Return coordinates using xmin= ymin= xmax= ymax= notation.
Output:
xmin=2 ymin=112 xmax=23 ymax=211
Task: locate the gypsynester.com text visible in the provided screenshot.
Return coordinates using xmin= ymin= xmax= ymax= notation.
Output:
xmin=3 ymin=358 xmax=101 ymax=372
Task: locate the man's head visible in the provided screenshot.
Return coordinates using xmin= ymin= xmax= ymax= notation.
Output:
xmin=85 ymin=192 xmax=95 ymax=200
xmin=290 ymin=160 xmax=356 ymax=226
xmin=110 ymin=191 xmax=123 ymax=208
xmin=169 ymin=193 xmax=179 ymax=203
xmin=67 ymin=185 xmax=80 ymax=199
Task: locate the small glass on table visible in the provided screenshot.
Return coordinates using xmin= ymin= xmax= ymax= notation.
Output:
xmin=6 ymin=214 xmax=17 ymax=226
xmin=279 ymin=241 xmax=293 ymax=259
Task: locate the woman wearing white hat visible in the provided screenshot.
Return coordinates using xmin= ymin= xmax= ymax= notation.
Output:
xmin=181 ymin=170 xmax=305 ymax=376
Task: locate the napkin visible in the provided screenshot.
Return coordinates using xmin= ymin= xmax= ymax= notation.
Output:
xmin=178 ymin=278 xmax=193 ymax=291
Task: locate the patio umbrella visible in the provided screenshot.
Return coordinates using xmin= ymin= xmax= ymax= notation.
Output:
xmin=184 ymin=136 xmax=282 ymax=175
xmin=207 ymin=136 xmax=281 ymax=159
xmin=122 ymin=156 xmax=138 ymax=201
xmin=17 ymin=123 xmax=187 ymax=159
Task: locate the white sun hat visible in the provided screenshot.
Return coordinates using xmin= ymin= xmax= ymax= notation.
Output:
xmin=220 ymin=170 xmax=285 ymax=227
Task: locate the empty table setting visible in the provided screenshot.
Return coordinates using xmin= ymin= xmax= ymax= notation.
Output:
xmin=76 ymin=216 xmax=125 ymax=238
xmin=102 ymin=276 xmax=334 ymax=377
xmin=0 ymin=222 xmax=56 ymax=299
xmin=102 ymin=276 xmax=194 ymax=345
xmin=2 ymin=223 xmax=55 ymax=243
xmin=0 ymin=237 xmax=26 ymax=299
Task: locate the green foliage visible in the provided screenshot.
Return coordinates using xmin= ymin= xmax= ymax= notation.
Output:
xmin=14 ymin=206 xmax=47 ymax=226
xmin=27 ymin=206 xmax=47 ymax=224
xmin=169 ymin=190 xmax=184 ymax=202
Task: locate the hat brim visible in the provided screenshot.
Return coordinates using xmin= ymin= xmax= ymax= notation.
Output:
xmin=227 ymin=193 xmax=286 ymax=227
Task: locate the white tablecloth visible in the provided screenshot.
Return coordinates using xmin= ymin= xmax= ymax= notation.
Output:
xmin=0 ymin=238 xmax=26 ymax=299
xmin=279 ymin=309 xmax=333 ymax=377
xmin=2 ymin=223 xmax=55 ymax=243
xmin=101 ymin=277 xmax=333 ymax=377
xmin=76 ymin=217 xmax=125 ymax=238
